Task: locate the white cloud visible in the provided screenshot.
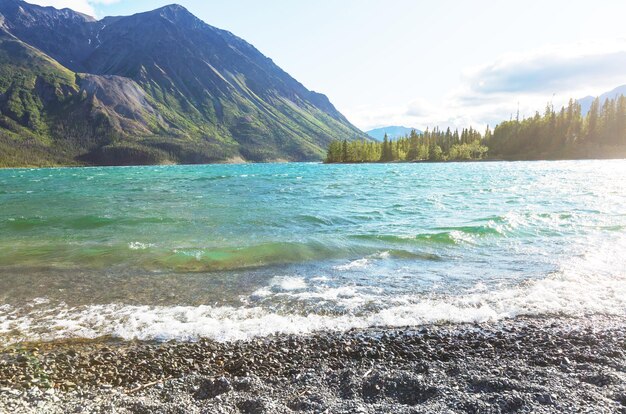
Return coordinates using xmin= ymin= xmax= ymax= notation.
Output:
xmin=462 ymin=41 xmax=626 ymax=97
xmin=25 ymin=0 xmax=121 ymax=17
xmin=350 ymin=40 xmax=626 ymax=132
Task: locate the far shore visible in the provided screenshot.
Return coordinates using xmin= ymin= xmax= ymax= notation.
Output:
xmin=3 ymin=156 xmax=626 ymax=170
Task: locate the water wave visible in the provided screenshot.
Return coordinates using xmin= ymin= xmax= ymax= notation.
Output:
xmin=2 ymin=248 xmax=624 ymax=345
xmin=1 ymin=161 xmax=625 ymax=345
xmin=351 ymin=227 xmax=502 ymax=245
xmin=0 ymin=240 xmax=437 ymax=272
xmin=0 ymin=266 xmax=626 ymax=342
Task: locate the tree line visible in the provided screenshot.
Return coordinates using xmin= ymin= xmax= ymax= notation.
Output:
xmin=326 ymin=127 xmax=488 ymax=163
xmin=326 ymin=94 xmax=626 ymax=163
xmin=487 ymin=96 xmax=626 ymax=159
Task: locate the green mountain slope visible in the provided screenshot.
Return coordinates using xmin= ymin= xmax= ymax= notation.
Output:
xmin=0 ymin=1 xmax=366 ymax=167
xmin=0 ymin=30 xmax=165 ymax=167
xmin=0 ymin=30 xmax=81 ymax=167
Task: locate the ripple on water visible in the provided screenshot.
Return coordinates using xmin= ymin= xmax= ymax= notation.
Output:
xmin=0 ymin=161 xmax=624 ymax=343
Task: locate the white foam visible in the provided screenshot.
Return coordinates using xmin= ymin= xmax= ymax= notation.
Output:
xmin=128 ymin=242 xmax=155 ymax=250
xmin=449 ymin=230 xmax=476 ymax=244
xmin=31 ymin=297 xmax=50 ymax=305
xmin=250 ymin=287 xmax=272 ymax=298
xmin=334 ymin=250 xmax=391 ymax=271
xmin=2 ymin=262 xmax=624 ymax=345
xmin=311 ymin=276 xmax=329 ymax=282
xmin=278 ymin=285 xmax=383 ymax=310
xmin=335 ymin=258 xmax=370 ymax=270
xmin=269 ymin=276 xmax=307 ymax=290
xmin=1 ymin=237 xmax=625 ymax=345
xmin=250 ymin=276 xmax=308 ymax=298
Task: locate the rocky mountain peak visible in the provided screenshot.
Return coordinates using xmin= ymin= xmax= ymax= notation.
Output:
xmin=0 ymin=0 xmax=366 ymax=166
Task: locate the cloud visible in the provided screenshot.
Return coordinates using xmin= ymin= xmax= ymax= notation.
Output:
xmin=345 ymin=99 xmax=471 ymax=132
xmin=25 ymin=0 xmax=121 ymax=17
xmin=404 ymin=98 xmax=431 ymax=117
xmin=464 ymin=42 xmax=626 ymax=96
xmin=350 ymin=41 xmax=626 ymax=131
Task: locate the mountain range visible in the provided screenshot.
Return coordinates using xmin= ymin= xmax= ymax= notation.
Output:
xmin=366 ymin=126 xmax=422 ymax=141
xmin=0 ymin=0 xmax=366 ymax=167
xmin=578 ymin=85 xmax=626 ymax=116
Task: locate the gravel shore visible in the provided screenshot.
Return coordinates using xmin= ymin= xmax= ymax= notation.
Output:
xmin=1 ymin=315 xmax=625 ymax=413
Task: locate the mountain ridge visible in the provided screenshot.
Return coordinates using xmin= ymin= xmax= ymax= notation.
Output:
xmin=366 ymin=125 xmax=422 ymax=141
xmin=0 ymin=0 xmax=366 ymax=167
xmin=578 ymin=85 xmax=626 ymax=116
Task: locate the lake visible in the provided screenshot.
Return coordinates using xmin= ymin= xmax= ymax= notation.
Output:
xmin=1 ymin=160 xmax=625 ymax=344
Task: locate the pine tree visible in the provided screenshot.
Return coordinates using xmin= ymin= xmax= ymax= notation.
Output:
xmin=380 ymin=134 xmax=391 ymax=162
xmin=586 ymin=97 xmax=600 ymax=142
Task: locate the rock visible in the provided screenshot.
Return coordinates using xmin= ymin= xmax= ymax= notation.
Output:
xmin=232 ymin=376 xmax=258 ymax=392
xmin=535 ymin=393 xmax=557 ymax=405
xmin=580 ymin=372 xmax=620 ymax=387
xmin=237 ymin=398 xmax=275 ymax=414
xmin=0 ymin=315 xmax=625 ymax=413
xmin=193 ymin=376 xmax=232 ymax=400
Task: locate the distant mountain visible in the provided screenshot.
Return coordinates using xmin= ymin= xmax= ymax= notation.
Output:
xmin=366 ymin=126 xmax=421 ymax=141
xmin=0 ymin=0 xmax=366 ymax=167
xmin=578 ymin=85 xmax=626 ymax=116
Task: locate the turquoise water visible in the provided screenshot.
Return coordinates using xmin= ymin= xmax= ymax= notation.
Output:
xmin=1 ymin=160 xmax=625 ymax=343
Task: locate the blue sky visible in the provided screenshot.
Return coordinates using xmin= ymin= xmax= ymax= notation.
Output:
xmin=28 ymin=0 xmax=626 ymax=131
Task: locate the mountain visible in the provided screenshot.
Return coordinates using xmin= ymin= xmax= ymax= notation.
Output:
xmin=0 ymin=0 xmax=366 ymax=167
xmin=366 ymin=126 xmax=421 ymax=141
xmin=578 ymin=85 xmax=626 ymax=116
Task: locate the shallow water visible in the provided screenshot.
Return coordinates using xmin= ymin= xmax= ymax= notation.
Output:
xmin=0 ymin=160 xmax=625 ymax=343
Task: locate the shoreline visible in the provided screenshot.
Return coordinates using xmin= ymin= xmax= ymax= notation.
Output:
xmin=1 ymin=315 xmax=624 ymax=413
xmin=324 ymin=155 xmax=626 ymax=165
xmin=2 ymin=156 xmax=626 ymax=170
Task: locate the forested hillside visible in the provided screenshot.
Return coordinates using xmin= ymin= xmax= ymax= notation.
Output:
xmin=326 ymin=96 xmax=626 ymax=163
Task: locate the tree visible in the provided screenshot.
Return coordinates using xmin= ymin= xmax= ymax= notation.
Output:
xmin=586 ymin=97 xmax=600 ymax=142
xmin=325 ymin=141 xmax=342 ymax=163
xmin=429 ymin=144 xmax=443 ymax=161
xmin=380 ymin=134 xmax=392 ymax=162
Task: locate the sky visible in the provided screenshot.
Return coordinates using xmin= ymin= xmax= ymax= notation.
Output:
xmin=26 ymin=0 xmax=626 ymax=132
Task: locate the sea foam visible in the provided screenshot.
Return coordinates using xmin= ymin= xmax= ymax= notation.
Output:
xmin=1 ymin=257 xmax=624 ymax=345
